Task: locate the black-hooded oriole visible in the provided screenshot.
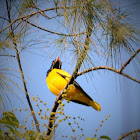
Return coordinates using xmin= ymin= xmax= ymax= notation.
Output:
xmin=46 ymin=56 xmax=101 ymax=111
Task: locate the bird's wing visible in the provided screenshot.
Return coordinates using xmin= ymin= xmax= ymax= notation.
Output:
xmin=57 ymin=71 xmax=93 ymax=101
xmin=73 ymin=81 xmax=93 ymax=101
xmin=56 ymin=70 xmax=70 ymax=82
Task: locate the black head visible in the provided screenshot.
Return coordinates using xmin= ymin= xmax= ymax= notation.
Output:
xmin=47 ymin=56 xmax=62 ymax=76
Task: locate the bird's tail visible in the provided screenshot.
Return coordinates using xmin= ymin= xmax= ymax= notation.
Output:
xmin=89 ymin=100 xmax=101 ymax=111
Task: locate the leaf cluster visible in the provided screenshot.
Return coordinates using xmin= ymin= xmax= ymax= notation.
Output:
xmin=0 ymin=111 xmax=42 ymax=140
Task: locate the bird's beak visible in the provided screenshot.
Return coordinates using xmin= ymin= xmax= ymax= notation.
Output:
xmin=56 ymin=56 xmax=60 ymax=61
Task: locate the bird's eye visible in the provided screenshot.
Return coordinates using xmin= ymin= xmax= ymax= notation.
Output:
xmin=52 ymin=61 xmax=55 ymax=65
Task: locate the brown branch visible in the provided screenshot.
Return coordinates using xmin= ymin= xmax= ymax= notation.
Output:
xmin=77 ymin=48 xmax=140 ymax=83
xmin=0 ymin=55 xmax=16 ymax=57
xmin=25 ymin=20 xmax=85 ymax=36
xmin=0 ymin=14 xmax=30 ymax=33
xmin=5 ymin=0 xmax=40 ymax=132
xmin=120 ymin=48 xmax=140 ymax=73
xmin=4 ymin=16 xmax=31 ymax=41
xmin=15 ymin=47 xmax=40 ymax=132
xmin=0 ymin=16 xmax=8 ymax=21
xmin=0 ymin=6 xmax=75 ymax=33
xmin=77 ymin=66 xmax=140 ymax=83
xmin=117 ymin=129 xmax=140 ymax=140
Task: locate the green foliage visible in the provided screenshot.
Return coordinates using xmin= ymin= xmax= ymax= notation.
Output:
xmin=0 ymin=41 xmax=13 ymax=50
xmin=0 ymin=111 xmax=19 ymax=128
xmin=0 ymin=111 xmax=22 ymax=139
xmin=21 ymin=0 xmax=37 ymax=13
xmin=104 ymin=13 xmax=139 ymax=53
xmin=86 ymin=137 xmax=98 ymax=140
xmin=0 ymin=68 xmax=21 ymax=110
xmin=100 ymin=135 xmax=111 ymax=140
xmin=85 ymin=135 xmax=111 ymax=140
xmin=0 ymin=111 xmax=42 ymax=139
xmin=24 ymin=130 xmax=42 ymax=140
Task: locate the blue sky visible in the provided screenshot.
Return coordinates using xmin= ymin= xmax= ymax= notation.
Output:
xmin=0 ymin=0 xmax=140 ymax=139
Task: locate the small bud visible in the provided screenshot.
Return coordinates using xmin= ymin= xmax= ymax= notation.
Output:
xmin=72 ymin=129 xmax=75 ymax=132
xmin=68 ymin=123 xmax=71 ymax=125
xmin=58 ymin=100 xmax=62 ymax=104
xmin=67 ymin=100 xmax=70 ymax=103
xmin=94 ymin=134 xmax=97 ymax=137
xmin=32 ymin=97 xmax=35 ymax=101
xmin=25 ymin=108 xmax=28 ymax=111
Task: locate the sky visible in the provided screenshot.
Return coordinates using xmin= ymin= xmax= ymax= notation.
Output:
xmin=0 ymin=0 xmax=140 ymax=140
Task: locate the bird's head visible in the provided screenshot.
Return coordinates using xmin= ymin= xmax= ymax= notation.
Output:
xmin=47 ymin=56 xmax=62 ymax=76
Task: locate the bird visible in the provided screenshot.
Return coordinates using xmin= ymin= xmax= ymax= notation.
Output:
xmin=46 ymin=56 xmax=101 ymax=111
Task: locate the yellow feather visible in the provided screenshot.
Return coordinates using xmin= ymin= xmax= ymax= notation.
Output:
xmin=46 ymin=68 xmax=101 ymax=111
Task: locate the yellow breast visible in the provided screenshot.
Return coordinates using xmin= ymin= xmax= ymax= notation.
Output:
xmin=46 ymin=69 xmax=70 ymax=96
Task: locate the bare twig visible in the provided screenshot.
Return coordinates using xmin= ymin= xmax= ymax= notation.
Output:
xmin=5 ymin=0 xmax=40 ymax=132
xmin=77 ymin=66 xmax=140 ymax=83
xmin=0 ymin=6 xmax=75 ymax=33
xmin=120 ymin=48 xmax=140 ymax=73
xmin=117 ymin=129 xmax=140 ymax=140
xmin=4 ymin=16 xmax=31 ymax=41
xmin=77 ymin=48 xmax=140 ymax=83
xmin=0 ymin=55 xmax=16 ymax=57
xmin=25 ymin=20 xmax=85 ymax=36
xmin=0 ymin=16 xmax=8 ymax=21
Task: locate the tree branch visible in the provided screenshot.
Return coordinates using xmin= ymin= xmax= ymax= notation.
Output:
xmin=5 ymin=0 xmax=40 ymax=132
xmin=120 ymin=48 xmax=140 ymax=73
xmin=4 ymin=16 xmax=31 ymax=41
xmin=0 ymin=55 xmax=16 ymax=57
xmin=0 ymin=6 xmax=75 ymax=33
xmin=117 ymin=129 xmax=140 ymax=140
xmin=77 ymin=48 xmax=140 ymax=84
xmin=25 ymin=20 xmax=85 ymax=36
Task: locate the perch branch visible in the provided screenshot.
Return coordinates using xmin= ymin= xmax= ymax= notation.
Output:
xmin=77 ymin=48 xmax=140 ymax=83
xmin=117 ymin=129 xmax=140 ymax=140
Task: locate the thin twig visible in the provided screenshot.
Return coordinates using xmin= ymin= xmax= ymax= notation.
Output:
xmin=120 ymin=48 xmax=140 ymax=73
xmin=0 ymin=6 xmax=75 ymax=33
xmin=0 ymin=16 xmax=8 ymax=21
xmin=77 ymin=66 xmax=140 ymax=83
xmin=4 ymin=16 xmax=31 ymax=41
xmin=0 ymin=55 xmax=16 ymax=57
xmin=117 ymin=129 xmax=140 ymax=140
xmin=25 ymin=20 xmax=85 ymax=36
xmin=77 ymin=48 xmax=140 ymax=83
